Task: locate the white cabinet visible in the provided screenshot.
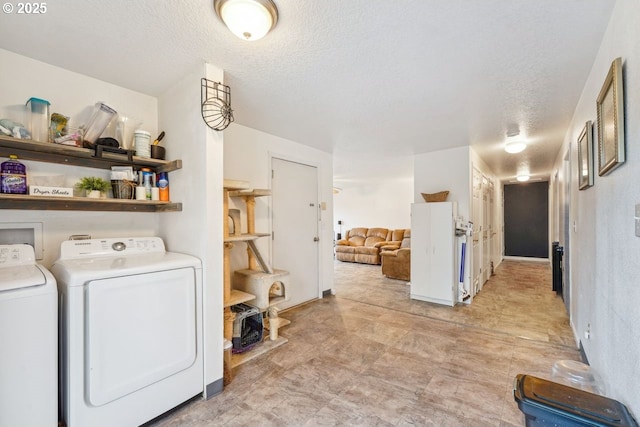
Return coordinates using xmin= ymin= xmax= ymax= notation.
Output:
xmin=410 ymin=202 xmax=457 ymax=306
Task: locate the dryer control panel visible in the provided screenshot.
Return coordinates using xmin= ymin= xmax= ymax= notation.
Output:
xmin=59 ymin=237 xmax=166 ymax=260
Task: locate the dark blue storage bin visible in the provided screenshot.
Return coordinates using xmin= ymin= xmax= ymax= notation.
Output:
xmin=514 ymin=374 xmax=637 ymax=427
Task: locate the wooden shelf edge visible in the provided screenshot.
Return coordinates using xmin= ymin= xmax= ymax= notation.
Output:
xmin=0 ymin=134 xmax=182 ymax=172
xmin=223 ymin=179 xmax=250 ymax=190
xmin=224 ymin=233 xmax=270 ymax=242
xmin=0 ymin=194 xmax=182 ymax=212
xmin=228 ymin=189 xmax=271 ymax=198
xmin=225 ymin=289 xmax=256 ymax=307
xmin=230 ymin=336 xmax=288 ymax=368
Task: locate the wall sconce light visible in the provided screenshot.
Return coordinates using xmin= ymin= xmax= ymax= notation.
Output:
xmin=214 ymin=0 xmax=278 ymax=41
xmin=505 ymin=141 xmax=527 ymax=154
xmin=516 ymin=174 xmax=530 ymax=182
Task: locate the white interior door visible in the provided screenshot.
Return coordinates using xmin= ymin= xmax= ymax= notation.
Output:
xmin=482 ymin=176 xmax=491 ymax=283
xmin=271 ymin=158 xmax=319 ymax=310
xmin=489 ymin=181 xmax=496 ymax=274
xmin=410 ymin=203 xmax=431 ymax=300
xmin=429 ymin=203 xmax=456 ymax=306
xmin=472 ymin=168 xmax=482 ymax=294
xmin=562 ymin=152 xmax=571 ymax=315
xmin=410 ymin=203 xmax=455 ymax=306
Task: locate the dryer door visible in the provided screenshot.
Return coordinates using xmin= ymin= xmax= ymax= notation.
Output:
xmin=85 ymin=268 xmax=197 ymax=406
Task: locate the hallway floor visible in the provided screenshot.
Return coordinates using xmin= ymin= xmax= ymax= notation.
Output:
xmin=151 ymin=260 xmax=580 ymax=426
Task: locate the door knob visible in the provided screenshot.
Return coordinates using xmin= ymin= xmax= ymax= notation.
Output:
xmin=313 ymin=237 xmax=319 ymax=242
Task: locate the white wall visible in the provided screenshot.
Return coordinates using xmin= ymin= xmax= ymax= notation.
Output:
xmin=333 ymin=177 xmax=413 ymax=234
xmin=158 ymin=63 xmax=224 ymax=396
xmin=333 ymin=154 xmax=413 ymax=235
xmin=0 ymin=49 xmax=159 ymax=266
xmin=414 ymin=146 xmax=470 ymax=219
xmin=554 ymin=0 xmax=640 ymax=413
xmin=0 ymin=49 xmax=157 ymax=149
xmin=223 ymin=124 xmax=334 ymax=293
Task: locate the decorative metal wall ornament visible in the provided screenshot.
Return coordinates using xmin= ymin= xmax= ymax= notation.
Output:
xmin=201 ymin=78 xmax=234 ymax=131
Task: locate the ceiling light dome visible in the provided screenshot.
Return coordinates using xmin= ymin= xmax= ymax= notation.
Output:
xmin=516 ymin=175 xmax=530 ymax=182
xmin=214 ymin=0 xmax=278 ymax=41
xmin=505 ymin=141 xmax=527 ymax=154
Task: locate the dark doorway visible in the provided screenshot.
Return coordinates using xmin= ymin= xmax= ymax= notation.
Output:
xmin=504 ymin=181 xmax=549 ymax=258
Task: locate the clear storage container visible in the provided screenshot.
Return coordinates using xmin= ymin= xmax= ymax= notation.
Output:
xmin=552 ymin=359 xmax=604 ymax=395
xmin=25 ymin=97 xmax=50 ymax=142
xmin=82 ymin=102 xmax=117 ymax=144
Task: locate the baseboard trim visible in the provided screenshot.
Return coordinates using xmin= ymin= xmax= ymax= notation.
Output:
xmin=578 ymin=341 xmax=589 ymax=365
xmin=205 ymin=378 xmax=223 ymax=399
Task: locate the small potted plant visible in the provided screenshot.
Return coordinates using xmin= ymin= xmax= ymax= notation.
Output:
xmin=75 ymin=176 xmax=111 ymax=198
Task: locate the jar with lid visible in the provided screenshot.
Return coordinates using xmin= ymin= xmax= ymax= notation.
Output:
xmin=1 ymin=155 xmax=28 ymax=194
xmin=134 ymin=130 xmax=151 ymax=158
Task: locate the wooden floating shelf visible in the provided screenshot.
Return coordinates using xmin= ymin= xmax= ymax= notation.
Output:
xmin=0 ymin=135 xmax=181 ymax=173
xmin=223 ymin=179 xmax=250 ymax=190
xmin=228 ymin=189 xmax=271 ymax=198
xmin=231 ymin=336 xmax=288 ymax=368
xmin=225 ymin=289 xmax=256 ymax=307
xmin=224 ymin=233 xmax=270 ymax=243
xmin=0 ymin=194 xmax=182 ymax=212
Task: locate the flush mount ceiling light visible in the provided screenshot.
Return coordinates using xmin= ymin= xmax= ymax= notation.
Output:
xmin=505 ymin=141 xmax=527 ymax=154
xmin=214 ymin=0 xmax=278 ymax=41
xmin=516 ymin=174 xmax=530 ymax=182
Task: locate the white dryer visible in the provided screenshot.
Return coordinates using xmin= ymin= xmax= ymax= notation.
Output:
xmin=51 ymin=237 xmax=203 ymax=427
xmin=0 ymin=244 xmax=57 ymax=427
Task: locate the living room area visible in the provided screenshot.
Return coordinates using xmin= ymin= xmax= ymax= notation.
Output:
xmin=332 ymin=146 xmax=501 ymax=302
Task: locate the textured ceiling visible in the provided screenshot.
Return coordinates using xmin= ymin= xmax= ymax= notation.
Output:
xmin=0 ymin=0 xmax=615 ymax=181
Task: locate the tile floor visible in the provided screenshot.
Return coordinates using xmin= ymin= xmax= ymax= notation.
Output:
xmin=150 ymin=260 xmax=580 ymax=426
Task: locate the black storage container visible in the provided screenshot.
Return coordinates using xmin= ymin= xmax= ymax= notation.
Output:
xmin=514 ymin=374 xmax=637 ymax=427
xmin=552 ymin=242 xmax=564 ymax=295
xmin=231 ymin=303 xmax=263 ymax=354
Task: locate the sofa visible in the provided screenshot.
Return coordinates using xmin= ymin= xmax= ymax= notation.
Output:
xmin=380 ymin=229 xmax=411 ymax=281
xmin=335 ymin=227 xmax=390 ymax=264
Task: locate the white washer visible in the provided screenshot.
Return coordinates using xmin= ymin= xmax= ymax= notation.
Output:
xmin=51 ymin=237 xmax=203 ymax=427
xmin=0 ymin=244 xmax=57 ymax=427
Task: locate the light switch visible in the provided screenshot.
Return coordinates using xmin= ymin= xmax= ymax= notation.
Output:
xmin=635 ymin=204 xmax=640 ymax=237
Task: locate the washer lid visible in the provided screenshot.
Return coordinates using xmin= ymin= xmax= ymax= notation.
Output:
xmin=0 ymin=264 xmax=47 ymax=291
